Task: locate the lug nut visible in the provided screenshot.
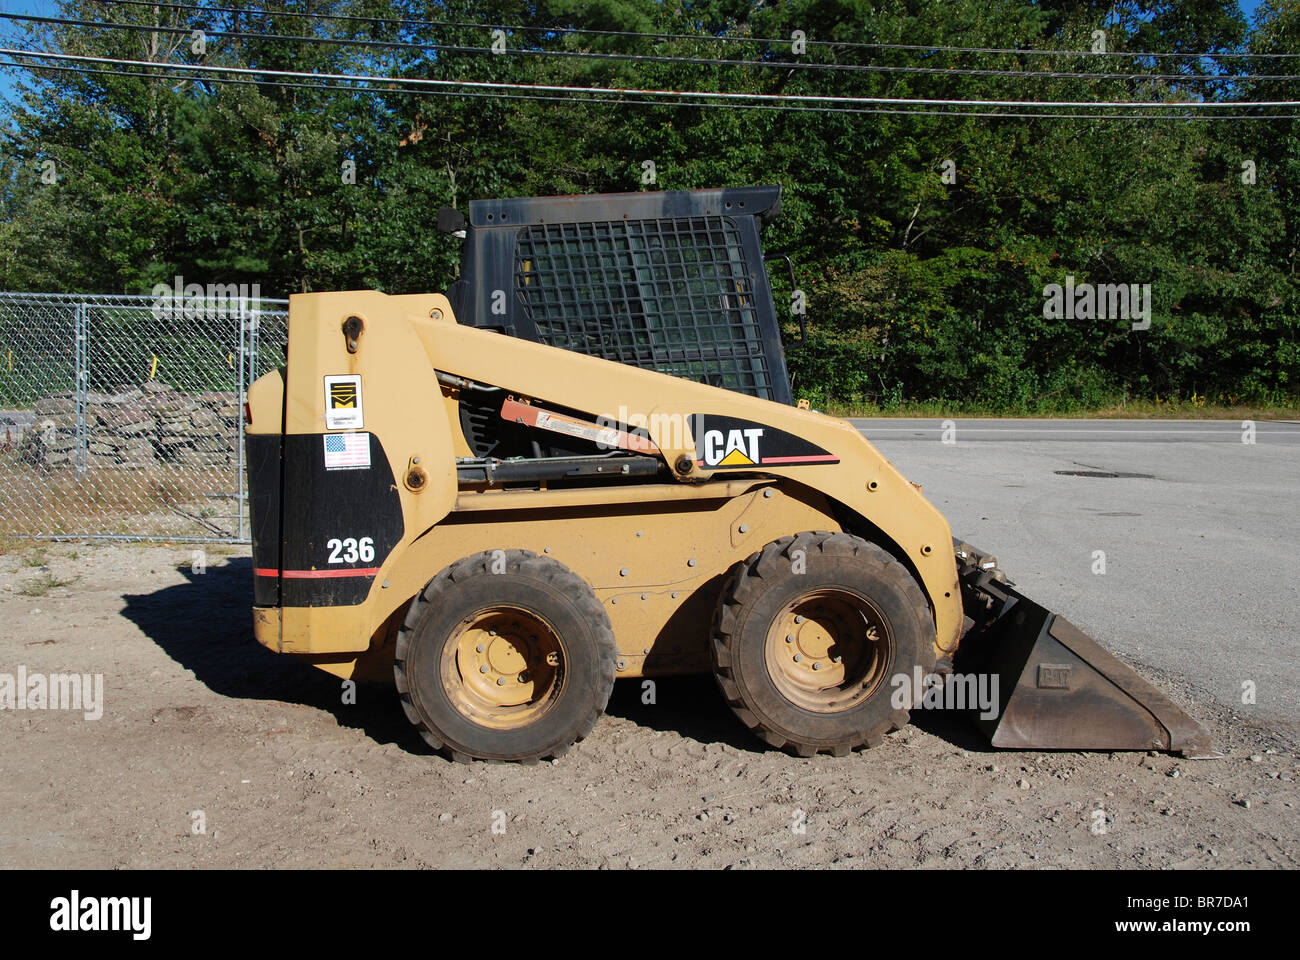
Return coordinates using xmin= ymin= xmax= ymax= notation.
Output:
xmin=476 ymin=643 xmax=486 ymax=653
xmin=496 ymin=677 xmax=507 ymax=686
xmin=793 ymin=653 xmax=803 ymax=662
xmin=812 ymin=662 xmax=822 ymax=671
xmin=479 ymin=666 xmax=489 ymax=674
xmin=785 ymin=634 xmax=794 ymax=643
xmin=794 ymin=615 xmax=804 ymax=624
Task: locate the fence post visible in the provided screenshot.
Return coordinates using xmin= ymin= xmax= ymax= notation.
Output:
xmin=247 ymin=300 xmax=259 ymax=387
xmin=237 ymin=297 xmax=247 ymax=541
xmin=243 ymin=300 xmax=259 ymax=542
xmin=74 ymin=300 xmax=87 ymax=476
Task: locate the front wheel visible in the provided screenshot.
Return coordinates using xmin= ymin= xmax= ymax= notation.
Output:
xmin=711 ymin=531 xmax=935 ymax=757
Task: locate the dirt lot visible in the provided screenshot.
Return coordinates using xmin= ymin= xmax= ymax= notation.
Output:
xmin=1 ymin=541 xmax=1295 ymax=870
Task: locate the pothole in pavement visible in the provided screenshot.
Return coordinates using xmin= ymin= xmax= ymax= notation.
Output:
xmin=1054 ymin=470 xmax=1158 ymax=479
xmin=1055 ymin=461 xmax=1160 ymax=479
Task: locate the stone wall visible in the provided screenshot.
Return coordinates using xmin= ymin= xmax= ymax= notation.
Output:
xmin=17 ymin=382 xmax=239 ymax=468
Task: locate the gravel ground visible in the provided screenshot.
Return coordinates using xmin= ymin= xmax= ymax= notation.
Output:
xmin=1 ymin=542 xmax=1294 ymax=870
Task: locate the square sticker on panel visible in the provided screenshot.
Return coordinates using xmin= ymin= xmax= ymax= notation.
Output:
xmin=324 ymin=374 xmax=364 ymax=430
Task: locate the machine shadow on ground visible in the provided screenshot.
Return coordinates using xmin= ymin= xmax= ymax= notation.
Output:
xmin=603 ymin=674 xmax=765 ymax=753
xmin=119 ymin=557 xmax=426 ymax=753
xmin=908 ymin=710 xmax=996 ymax=752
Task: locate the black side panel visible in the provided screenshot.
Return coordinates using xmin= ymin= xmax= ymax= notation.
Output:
xmin=247 ymin=433 xmax=282 ymax=606
xmin=278 ymin=433 xmax=405 ymax=607
xmin=689 ymin=414 xmax=839 ymax=469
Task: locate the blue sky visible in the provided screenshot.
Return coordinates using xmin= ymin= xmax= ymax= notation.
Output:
xmin=1 ymin=0 xmax=58 ymax=102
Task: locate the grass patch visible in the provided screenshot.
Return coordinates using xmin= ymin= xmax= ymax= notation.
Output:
xmin=826 ymin=398 xmax=1300 ymax=420
xmin=0 ymin=460 xmax=243 ymax=539
xmin=20 ymin=547 xmax=49 ymax=567
xmin=19 ymin=571 xmax=78 ymax=597
xmin=202 ymin=543 xmax=243 ymax=557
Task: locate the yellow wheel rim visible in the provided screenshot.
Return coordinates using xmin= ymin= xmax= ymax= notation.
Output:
xmin=765 ymin=589 xmax=890 ymax=713
xmin=440 ymin=607 xmax=565 ymax=730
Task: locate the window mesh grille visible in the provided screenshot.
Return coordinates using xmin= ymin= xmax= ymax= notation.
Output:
xmin=514 ymin=216 xmax=774 ymax=398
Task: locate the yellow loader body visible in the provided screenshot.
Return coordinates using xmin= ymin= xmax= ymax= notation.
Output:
xmin=242 ymin=185 xmax=1211 ymax=762
xmin=249 ymin=291 xmax=963 ymax=676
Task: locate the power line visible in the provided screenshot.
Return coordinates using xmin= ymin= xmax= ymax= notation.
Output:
xmin=4 ymin=53 xmax=1296 ymax=122
xmin=6 ymin=11 xmax=1296 ymax=83
xmin=93 ymin=0 xmax=1300 ymax=60
xmin=5 ymin=57 xmax=1295 ymax=122
xmin=3 ymin=46 xmax=1296 ymax=111
xmin=0 ymin=55 xmax=678 ymax=110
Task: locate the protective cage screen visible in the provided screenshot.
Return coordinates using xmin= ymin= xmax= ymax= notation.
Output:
xmin=513 ymin=215 xmax=777 ymax=399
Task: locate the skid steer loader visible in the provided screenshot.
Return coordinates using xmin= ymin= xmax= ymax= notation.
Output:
xmin=245 ymin=185 xmax=1213 ymax=763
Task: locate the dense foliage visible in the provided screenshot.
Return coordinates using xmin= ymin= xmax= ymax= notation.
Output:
xmin=2 ymin=0 xmax=1297 ymax=408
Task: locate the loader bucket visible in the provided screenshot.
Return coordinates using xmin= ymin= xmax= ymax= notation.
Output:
xmin=953 ymin=570 xmax=1216 ymax=758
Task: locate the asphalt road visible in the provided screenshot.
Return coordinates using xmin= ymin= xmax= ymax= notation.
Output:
xmin=852 ymin=418 xmax=1300 ymax=729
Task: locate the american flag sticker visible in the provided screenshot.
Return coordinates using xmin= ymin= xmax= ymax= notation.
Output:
xmin=323 ymin=433 xmax=371 ymax=470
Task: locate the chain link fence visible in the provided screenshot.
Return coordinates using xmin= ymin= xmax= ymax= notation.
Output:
xmin=0 ymin=291 xmax=288 ymax=541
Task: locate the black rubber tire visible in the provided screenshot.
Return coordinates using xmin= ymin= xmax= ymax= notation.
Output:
xmin=394 ymin=550 xmax=617 ymax=763
xmin=711 ymin=531 xmax=935 ymax=757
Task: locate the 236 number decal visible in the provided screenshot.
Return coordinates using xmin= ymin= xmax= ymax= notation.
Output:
xmin=327 ymin=537 xmax=375 ymax=564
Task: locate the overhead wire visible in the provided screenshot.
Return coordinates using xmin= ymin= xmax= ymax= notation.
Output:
xmin=3 ymin=46 xmax=1296 ymax=113
xmin=3 ymin=11 xmax=1296 ymax=83
xmin=3 ymin=54 xmax=1296 ymax=121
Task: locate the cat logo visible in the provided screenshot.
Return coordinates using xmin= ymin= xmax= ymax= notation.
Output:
xmin=701 ymin=427 xmax=763 ymax=467
xmin=691 ymin=413 xmax=840 ymax=470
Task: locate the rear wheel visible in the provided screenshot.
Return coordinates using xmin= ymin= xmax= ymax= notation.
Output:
xmin=712 ymin=531 xmax=935 ymax=757
xmin=394 ymin=550 xmax=617 ymax=763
